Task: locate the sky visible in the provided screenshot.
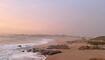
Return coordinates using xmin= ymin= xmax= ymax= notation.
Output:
xmin=0 ymin=0 xmax=105 ymax=36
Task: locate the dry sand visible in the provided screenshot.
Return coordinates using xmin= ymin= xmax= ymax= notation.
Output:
xmin=47 ymin=41 xmax=105 ymax=60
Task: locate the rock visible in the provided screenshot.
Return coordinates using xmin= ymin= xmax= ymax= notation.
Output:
xmin=79 ymin=46 xmax=105 ymax=50
xmin=18 ymin=45 xmax=22 ymax=48
xmin=40 ymin=50 xmax=62 ymax=55
xmin=79 ymin=46 xmax=90 ymax=50
xmin=47 ymin=44 xmax=70 ymax=49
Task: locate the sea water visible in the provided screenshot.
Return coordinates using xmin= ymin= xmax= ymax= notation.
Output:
xmin=0 ymin=36 xmax=53 ymax=60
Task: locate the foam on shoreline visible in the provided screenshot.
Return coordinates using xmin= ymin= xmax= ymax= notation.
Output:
xmin=0 ymin=38 xmax=54 ymax=60
xmin=9 ymin=52 xmax=47 ymax=60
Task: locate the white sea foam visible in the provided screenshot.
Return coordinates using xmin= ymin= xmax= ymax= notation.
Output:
xmin=9 ymin=52 xmax=47 ymax=60
xmin=0 ymin=38 xmax=53 ymax=60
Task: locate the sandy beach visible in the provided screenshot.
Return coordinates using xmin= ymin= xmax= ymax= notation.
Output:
xmin=47 ymin=43 xmax=105 ymax=60
xmin=0 ymin=37 xmax=105 ymax=60
xmin=40 ymin=37 xmax=105 ymax=60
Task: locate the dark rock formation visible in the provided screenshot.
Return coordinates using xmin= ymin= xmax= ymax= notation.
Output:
xmin=79 ymin=46 xmax=105 ymax=50
xmin=40 ymin=50 xmax=62 ymax=55
xmin=26 ymin=48 xmax=62 ymax=55
xmin=47 ymin=44 xmax=70 ymax=49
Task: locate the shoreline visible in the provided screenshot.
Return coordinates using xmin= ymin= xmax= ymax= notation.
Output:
xmin=0 ymin=38 xmax=57 ymax=60
xmin=0 ymin=37 xmax=71 ymax=60
xmin=1 ymin=37 xmax=103 ymax=60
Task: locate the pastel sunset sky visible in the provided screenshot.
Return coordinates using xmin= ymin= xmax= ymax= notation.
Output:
xmin=0 ymin=0 xmax=105 ymax=36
